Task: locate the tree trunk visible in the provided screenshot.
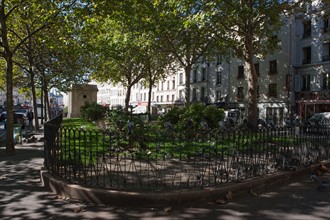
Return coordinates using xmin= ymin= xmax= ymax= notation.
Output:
xmin=124 ymin=85 xmax=132 ymax=113
xmin=5 ymin=56 xmax=15 ymax=153
xmin=40 ymin=87 xmax=44 ymax=124
xmin=44 ymin=81 xmax=50 ymax=121
xmin=29 ymin=62 xmax=40 ymax=131
xmin=147 ymin=73 xmax=154 ymax=122
xmin=184 ymin=65 xmax=192 ymax=106
xmin=30 ymin=69 xmax=40 ymax=131
xmin=27 ymin=27 xmax=40 ymax=131
xmin=1 ymin=4 xmax=15 ymax=153
xmin=245 ymin=40 xmax=258 ymax=129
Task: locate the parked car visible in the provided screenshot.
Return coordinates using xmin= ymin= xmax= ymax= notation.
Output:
xmin=14 ymin=112 xmax=28 ymax=128
xmin=0 ymin=111 xmax=7 ymax=122
xmin=306 ymin=112 xmax=330 ymax=134
xmin=0 ymin=111 xmax=28 ymax=129
xmin=0 ymin=105 xmax=5 ymax=113
xmin=224 ymin=110 xmax=239 ymax=125
xmin=15 ymin=109 xmax=29 ymax=117
xmin=309 ymin=112 xmax=330 ymax=124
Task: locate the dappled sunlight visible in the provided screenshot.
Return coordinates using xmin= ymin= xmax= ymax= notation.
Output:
xmin=259 ymin=191 xmax=279 ymax=198
xmin=1 ymin=135 xmax=330 ymax=219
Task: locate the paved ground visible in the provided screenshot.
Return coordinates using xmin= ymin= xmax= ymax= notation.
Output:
xmin=0 ymin=132 xmax=329 ymax=220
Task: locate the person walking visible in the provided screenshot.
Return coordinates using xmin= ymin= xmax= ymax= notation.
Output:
xmin=294 ymin=114 xmax=302 ymax=136
xmin=27 ymin=109 xmax=34 ymax=130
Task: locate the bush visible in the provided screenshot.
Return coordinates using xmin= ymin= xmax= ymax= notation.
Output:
xmin=80 ymin=102 xmax=108 ymax=122
xmin=158 ymin=103 xmax=225 ymax=130
xmin=203 ymin=105 xmax=225 ymax=128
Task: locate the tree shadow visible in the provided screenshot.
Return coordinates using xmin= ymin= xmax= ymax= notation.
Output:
xmin=0 ymin=147 xmax=329 ymax=220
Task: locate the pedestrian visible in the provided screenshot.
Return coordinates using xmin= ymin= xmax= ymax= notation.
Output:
xmin=27 ymin=110 xmax=34 ymax=128
xmin=294 ymin=114 xmax=301 ymax=136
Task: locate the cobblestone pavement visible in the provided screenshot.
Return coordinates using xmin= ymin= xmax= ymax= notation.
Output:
xmin=0 ymin=135 xmax=329 ymax=220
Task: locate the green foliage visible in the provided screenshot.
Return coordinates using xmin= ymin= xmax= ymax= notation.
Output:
xmin=62 ymin=118 xmax=96 ymax=130
xmin=80 ymin=102 xmax=108 ymax=122
xmin=157 ymin=106 xmax=186 ymax=125
xmin=106 ymin=109 xmax=147 ymax=134
xmin=158 ymin=103 xmax=224 ymax=130
xmin=203 ymin=105 xmax=225 ymax=129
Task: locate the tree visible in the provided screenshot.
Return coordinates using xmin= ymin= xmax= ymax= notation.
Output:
xmin=141 ymin=49 xmax=177 ymax=121
xmin=87 ymin=0 xmax=176 ymax=116
xmin=31 ymin=10 xmax=91 ymax=122
xmin=0 ymin=0 xmax=83 ymax=152
xmin=0 ymin=0 xmax=46 ymax=152
xmin=151 ymin=0 xmax=220 ymax=106
xmin=88 ymin=17 xmax=147 ymax=112
xmin=210 ymin=0 xmax=293 ymax=129
xmin=90 ymin=0 xmax=221 ymax=107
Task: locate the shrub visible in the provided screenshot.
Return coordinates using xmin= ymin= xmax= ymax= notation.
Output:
xmin=158 ymin=103 xmax=225 ymax=130
xmin=158 ymin=106 xmax=186 ymax=126
xmin=80 ymin=102 xmax=108 ymax=122
xmin=203 ymin=105 xmax=225 ymax=128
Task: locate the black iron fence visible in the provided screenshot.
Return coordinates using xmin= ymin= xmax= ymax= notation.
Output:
xmin=44 ymin=117 xmax=330 ymax=192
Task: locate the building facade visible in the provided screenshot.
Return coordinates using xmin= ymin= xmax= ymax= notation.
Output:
xmin=293 ymin=2 xmax=330 ymax=119
xmin=94 ymin=1 xmax=330 ymax=126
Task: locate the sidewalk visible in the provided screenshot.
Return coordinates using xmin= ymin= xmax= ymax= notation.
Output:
xmin=0 ymin=132 xmax=329 ymax=220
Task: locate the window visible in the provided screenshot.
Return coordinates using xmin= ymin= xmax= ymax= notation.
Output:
xmin=179 ymin=73 xmax=183 ymax=85
xmin=192 ymin=68 xmax=198 ymax=83
xmin=216 ymin=71 xmax=221 ymax=85
xmin=167 ymin=81 xmax=170 ymax=90
xmin=160 ymin=96 xmax=163 ymax=102
xmin=286 ymin=74 xmax=292 ymax=91
xmin=172 ymin=78 xmax=175 ymax=89
xmin=324 ymin=15 xmax=330 ymax=32
xmin=323 ymin=73 xmax=330 ymax=90
xmin=161 ymin=82 xmax=164 ymax=90
xmin=192 ymin=88 xmax=197 ymax=101
xmin=200 ymin=87 xmax=205 ymax=102
xmin=172 ymin=94 xmax=175 ymax=102
xmin=303 ymin=20 xmax=311 ymax=38
xmin=302 ymin=75 xmax=311 ymax=91
xmin=257 ymin=85 xmax=260 ymax=98
xmin=237 ymin=65 xmax=244 ymax=79
xmin=268 ymin=84 xmax=277 ymax=97
xmin=179 ymin=90 xmax=184 ymax=99
xmin=302 ymin=47 xmax=311 ymax=64
xmin=237 ymin=87 xmax=243 ymax=101
xmin=166 ymin=95 xmax=169 ymax=102
xmin=216 ymin=90 xmax=221 ymax=100
xmin=269 ymin=60 xmax=277 ymax=75
xmin=202 ymin=68 xmax=207 ymax=81
xmin=254 ymin=63 xmax=260 ymax=77
xmin=266 ymin=107 xmax=284 ymax=126
xmin=322 ymin=43 xmax=330 ymax=61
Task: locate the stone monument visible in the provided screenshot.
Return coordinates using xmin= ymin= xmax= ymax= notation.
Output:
xmin=67 ymin=83 xmax=98 ymax=118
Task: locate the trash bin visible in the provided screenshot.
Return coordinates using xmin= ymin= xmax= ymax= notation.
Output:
xmin=14 ymin=124 xmax=22 ymax=144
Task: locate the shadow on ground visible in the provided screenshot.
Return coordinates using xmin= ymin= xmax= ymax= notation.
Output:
xmin=0 ymin=145 xmax=329 ymax=220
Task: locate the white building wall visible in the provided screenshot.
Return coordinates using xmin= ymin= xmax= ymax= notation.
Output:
xmin=92 ymin=0 xmax=330 ymax=123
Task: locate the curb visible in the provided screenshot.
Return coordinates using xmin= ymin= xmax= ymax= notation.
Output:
xmin=41 ymin=161 xmax=330 ymax=207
